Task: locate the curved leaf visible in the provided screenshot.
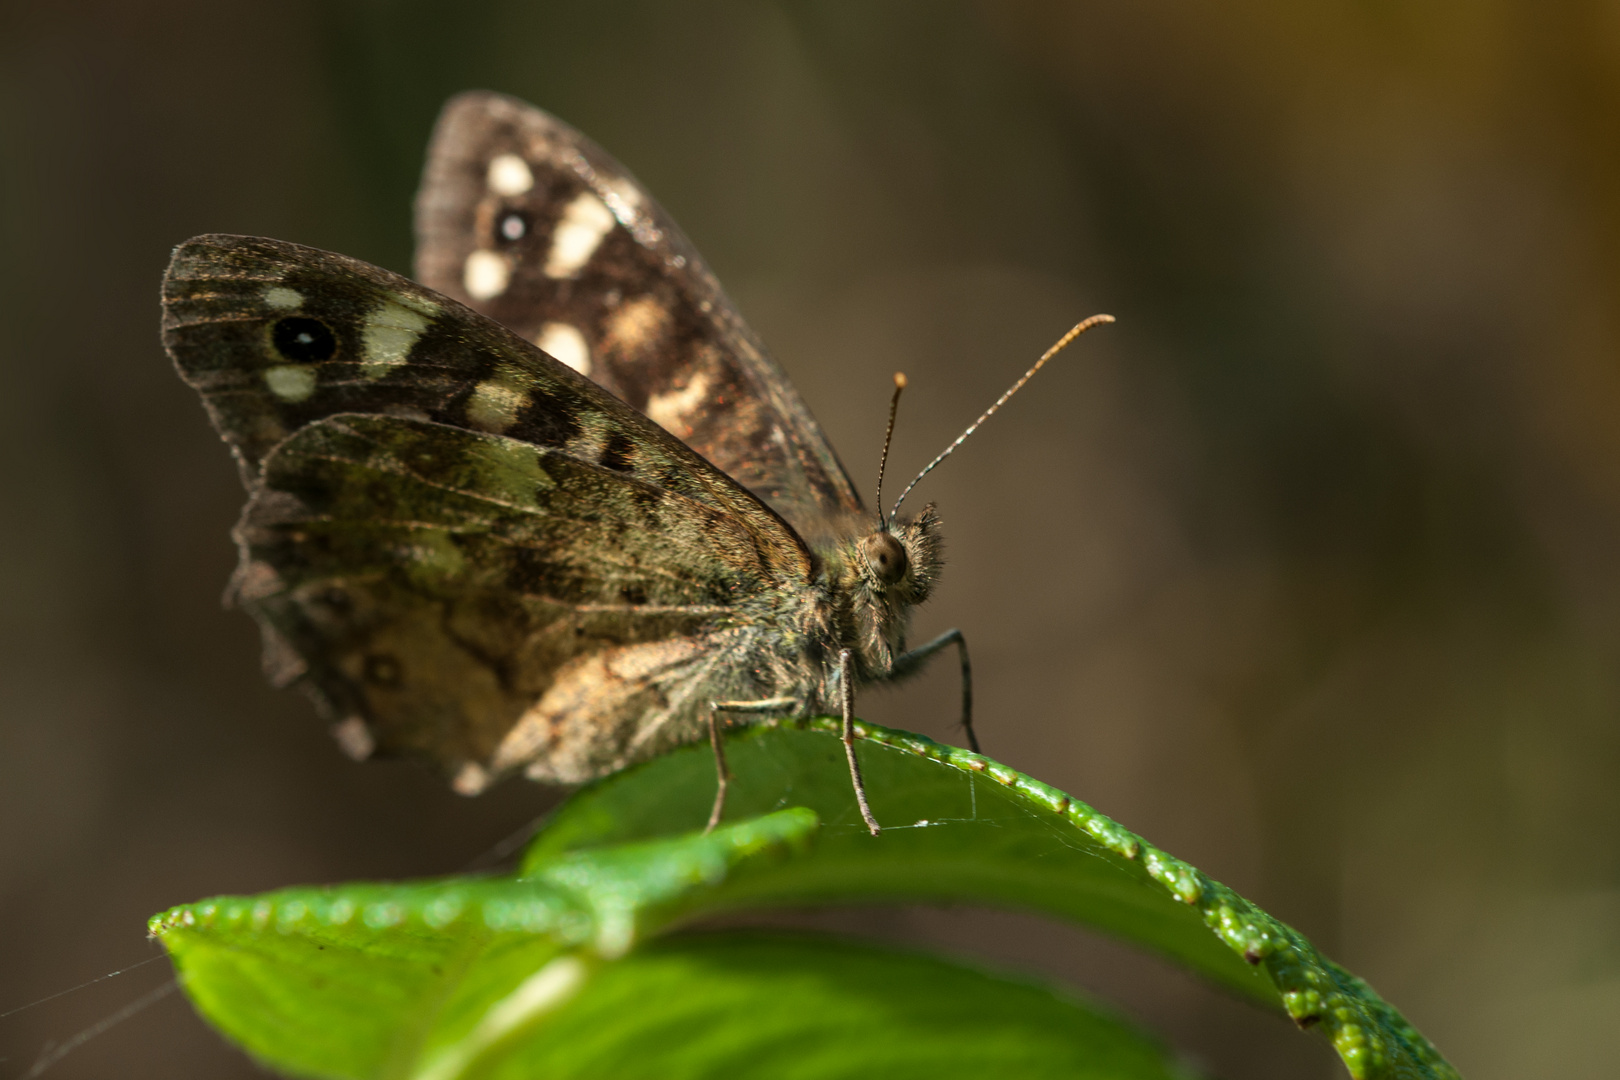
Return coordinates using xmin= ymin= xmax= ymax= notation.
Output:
xmin=150 ymin=809 xmax=1187 ymax=1079
xmin=152 ymin=811 xmax=816 ymax=1079
xmin=484 ymin=931 xmax=1193 ymax=1080
xmin=522 ymin=719 xmax=1457 ymax=1080
xmin=150 ymin=720 xmax=1458 ymax=1080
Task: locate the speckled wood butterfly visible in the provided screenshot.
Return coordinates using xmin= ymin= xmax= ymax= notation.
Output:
xmin=162 ymin=91 xmax=1108 ymax=833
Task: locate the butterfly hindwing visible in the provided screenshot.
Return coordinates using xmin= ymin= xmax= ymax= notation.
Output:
xmin=236 ymin=413 xmax=802 ymax=790
xmin=415 ymin=91 xmax=865 ymax=543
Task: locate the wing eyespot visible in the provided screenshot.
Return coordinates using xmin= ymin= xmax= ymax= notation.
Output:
xmin=271 ymin=317 xmax=338 ymax=363
xmin=495 ymin=210 xmax=530 ymax=244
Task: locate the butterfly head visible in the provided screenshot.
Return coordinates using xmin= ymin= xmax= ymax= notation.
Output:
xmin=852 ymin=371 xmax=941 ymax=601
xmin=847 ymin=504 xmax=942 ymax=603
xmin=833 ymin=505 xmax=942 ymax=676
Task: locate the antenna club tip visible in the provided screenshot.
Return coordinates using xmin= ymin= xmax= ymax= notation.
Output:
xmin=893 ymin=371 xmax=908 ymax=389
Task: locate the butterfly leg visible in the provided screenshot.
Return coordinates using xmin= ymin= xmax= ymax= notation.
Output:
xmin=705 ymin=709 xmax=729 ymax=835
xmin=839 ymin=649 xmax=882 ymax=836
xmin=705 ymin=696 xmax=798 ymax=834
xmin=892 ymin=628 xmax=977 ymax=753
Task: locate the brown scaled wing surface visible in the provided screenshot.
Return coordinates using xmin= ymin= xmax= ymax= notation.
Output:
xmin=416 ymin=90 xmax=865 ymax=544
xmin=162 ymin=234 xmax=813 ymax=790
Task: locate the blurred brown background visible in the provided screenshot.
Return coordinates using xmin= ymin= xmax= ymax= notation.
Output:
xmin=4 ymin=2 xmax=1619 ymax=1077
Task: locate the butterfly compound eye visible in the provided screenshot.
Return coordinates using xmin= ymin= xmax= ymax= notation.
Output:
xmin=271 ymin=317 xmax=338 ymax=362
xmin=859 ymin=531 xmax=909 ymax=586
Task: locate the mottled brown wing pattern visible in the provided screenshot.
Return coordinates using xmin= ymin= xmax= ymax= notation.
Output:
xmin=162 ymin=235 xmax=824 ymax=789
xmin=237 ymin=413 xmax=805 ymax=791
xmin=162 ymin=234 xmax=808 ymax=581
xmin=415 ymin=90 xmax=865 ymax=543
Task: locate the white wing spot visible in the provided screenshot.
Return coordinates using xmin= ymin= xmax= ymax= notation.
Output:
xmin=464 ymin=249 xmax=510 ymax=300
xmin=645 ymin=371 xmax=711 ymax=434
xmin=332 ymin=717 xmax=375 ymax=761
xmin=603 ymin=295 xmax=669 ymax=354
xmin=263 ymin=364 xmax=316 ymax=401
xmin=361 ymin=301 xmax=432 ymax=379
xmin=535 ymin=322 xmax=591 ymax=376
xmin=486 ymin=153 xmax=534 ymax=196
xmin=263 ymin=286 xmax=303 ymax=310
xmin=544 ymin=191 xmax=615 ymax=278
xmin=466 ymin=376 xmax=530 ymax=432
xmin=451 ymin=761 xmax=491 ymax=796
xmin=606 ymin=177 xmax=642 ymax=210
xmin=602 ymin=176 xmax=643 ymax=225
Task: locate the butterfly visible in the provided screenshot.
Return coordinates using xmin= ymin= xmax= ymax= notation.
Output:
xmin=162 ymin=90 xmax=1108 ymax=834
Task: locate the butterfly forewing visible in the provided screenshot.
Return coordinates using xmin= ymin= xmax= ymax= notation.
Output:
xmin=415 ymin=91 xmax=864 ymax=543
xmin=162 ymin=234 xmax=805 ymax=569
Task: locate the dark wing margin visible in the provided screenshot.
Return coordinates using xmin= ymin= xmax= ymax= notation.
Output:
xmin=415 ymin=90 xmax=866 ymax=543
xmin=235 ymin=414 xmax=807 ymax=791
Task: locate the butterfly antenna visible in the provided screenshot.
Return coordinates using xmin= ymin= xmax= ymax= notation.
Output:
xmin=875 ymin=372 xmax=907 ymax=529
xmin=889 ymin=314 xmax=1115 ymax=520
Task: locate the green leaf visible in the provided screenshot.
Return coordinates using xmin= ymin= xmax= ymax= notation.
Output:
xmin=521 ymin=720 xmax=1457 ymax=1080
xmin=485 ymin=931 xmax=1194 ymax=1080
xmin=151 ymin=811 xmax=818 ymax=1079
xmin=150 ymin=721 xmax=1459 ymax=1080
xmin=151 ymin=809 xmax=1189 ymax=1079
